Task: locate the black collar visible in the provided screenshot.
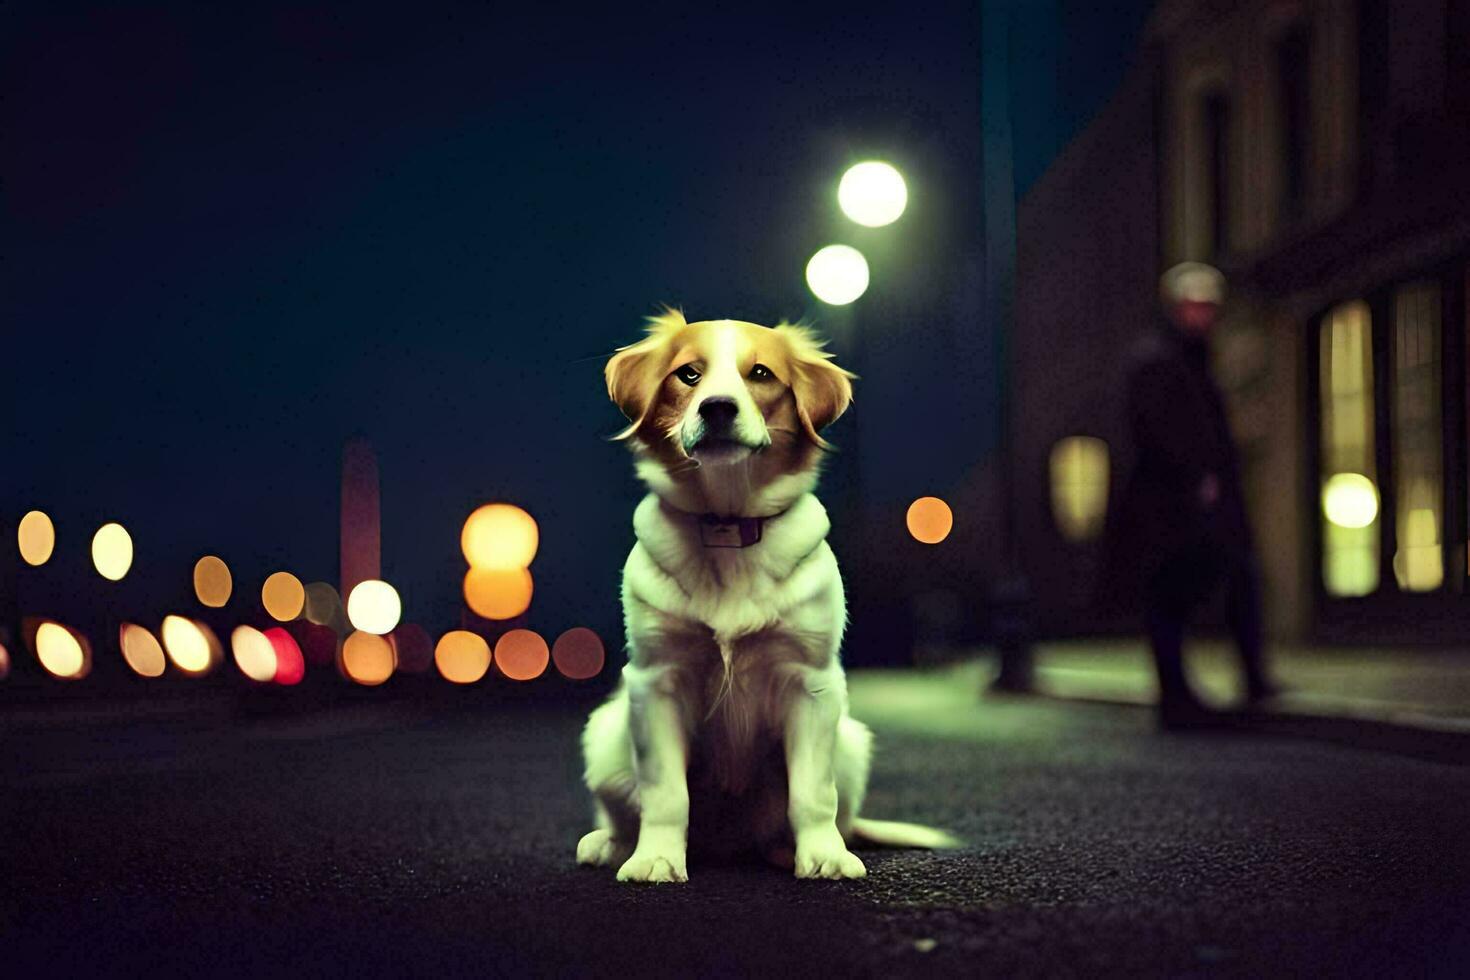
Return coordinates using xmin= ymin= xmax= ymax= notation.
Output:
xmin=697 ymin=513 xmax=766 ymax=549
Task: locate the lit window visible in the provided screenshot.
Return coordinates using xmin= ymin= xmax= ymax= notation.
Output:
xmin=1320 ymin=301 xmax=1379 ymax=596
xmin=1391 ymin=282 xmax=1444 ymax=591
xmin=1049 ymin=437 xmax=1109 ymax=543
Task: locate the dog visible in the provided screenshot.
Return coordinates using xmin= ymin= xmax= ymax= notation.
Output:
xmin=577 ymin=310 xmax=958 ymax=882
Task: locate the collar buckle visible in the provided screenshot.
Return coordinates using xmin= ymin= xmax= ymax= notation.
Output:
xmin=699 ymin=514 xmax=764 ymax=548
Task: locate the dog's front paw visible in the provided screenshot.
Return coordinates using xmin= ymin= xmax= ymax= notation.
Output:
xmin=616 ymin=829 xmax=688 ymax=883
xmin=795 ymin=829 xmax=867 ymax=880
xmin=576 ymin=829 xmax=631 ymax=868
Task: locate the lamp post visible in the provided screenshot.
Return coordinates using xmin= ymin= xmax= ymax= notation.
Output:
xmin=805 ymin=160 xmax=907 ymax=514
xmin=981 ymin=0 xmax=1034 ymax=691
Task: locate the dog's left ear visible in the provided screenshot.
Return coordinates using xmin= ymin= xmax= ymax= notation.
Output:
xmin=776 ymin=322 xmax=856 ymax=450
xmin=605 ymin=309 xmax=684 ymax=440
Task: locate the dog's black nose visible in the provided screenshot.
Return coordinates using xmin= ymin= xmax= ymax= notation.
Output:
xmin=698 ymin=397 xmax=738 ymax=429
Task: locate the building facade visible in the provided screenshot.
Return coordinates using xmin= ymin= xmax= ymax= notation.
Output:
xmin=1013 ymin=0 xmax=1470 ymax=643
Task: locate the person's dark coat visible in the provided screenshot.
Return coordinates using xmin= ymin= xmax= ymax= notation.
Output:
xmin=1099 ymin=321 xmax=1255 ymax=612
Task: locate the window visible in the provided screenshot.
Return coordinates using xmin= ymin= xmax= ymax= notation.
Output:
xmin=1050 ymin=436 xmax=1109 ymax=543
xmin=1201 ymin=91 xmax=1232 ymax=259
xmin=1319 ymin=301 xmax=1379 ymax=596
xmin=1275 ymin=24 xmax=1312 ymax=223
xmin=1392 ymin=282 xmax=1444 ymax=591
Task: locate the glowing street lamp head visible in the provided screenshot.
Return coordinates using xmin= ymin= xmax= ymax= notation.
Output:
xmin=805 ymin=245 xmax=870 ymax=306
xmin=838 ymin=161 xmax=907 ymax=227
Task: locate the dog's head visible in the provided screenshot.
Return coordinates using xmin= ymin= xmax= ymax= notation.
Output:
xmin=605 ymin=310 xmax=855 ymax=472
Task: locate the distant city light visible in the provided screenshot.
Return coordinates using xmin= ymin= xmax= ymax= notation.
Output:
xmin=805 ymin=245 xmax=869 ymax=306
xmin=346 ymin=579 xmax=401 ymax=635
xmin=262 ymin=571 xmax=306 ymax=622
xmin=231 ymin=625 xmax=278 ymax=683
xmin=264 ymin=627 xmax=305 ymax=686
xmin=119 ymin=623 xmax=167 ymax=678
xmin=91 ymin=522 xmax=134 ymax=581
xmin=303 ymin=582 xmax=344 ymax=627
xmin=342 ymin=630 xmax=395 ymax=686
xmin=161 ymin=615 xmax=215 ymax=675
xmin=18 ymin=510 xmax=55 ymax=566
xmin=906 ymin=496 xmax=954 ymax=544
xmin=435 ymin=630 xmax=492 ymax=684
xmin=1323 ymin=473 xmax=1379 ymax=529
xmin=193 ymin=555 xmax=233 ymax=608
xmin=495 ymin=629 xmax=549 ymax=681
xmin=36 ymin=622 xmax=88 ymax=679
xmin=552 ymin=627 xmax=605 ymax=680
xmin=838 ymin=161 xmax=907 ymax=227
xmin=463 ymin=567 xmax=534 ymax=620
xmin=461 ymin=503 xmax=539 ymax=570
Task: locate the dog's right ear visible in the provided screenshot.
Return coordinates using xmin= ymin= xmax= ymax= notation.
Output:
xmin=605 ymin=308 xmax=685 ymax=441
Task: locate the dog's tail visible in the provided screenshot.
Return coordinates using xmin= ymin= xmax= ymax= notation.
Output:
xmin=848 ymin=817 xmax=963 ymax=850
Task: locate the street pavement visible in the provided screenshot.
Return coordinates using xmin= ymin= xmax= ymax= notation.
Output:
xmin=3 ymin=670 xmax=1469 ymax=978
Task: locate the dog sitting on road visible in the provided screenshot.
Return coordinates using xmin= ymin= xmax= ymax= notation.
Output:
xmin=577 ymin=310 xmax=958 ymax=882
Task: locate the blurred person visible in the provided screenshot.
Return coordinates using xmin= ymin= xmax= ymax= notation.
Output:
xmin=1104 ymin=263 xmax=1278 ymax=730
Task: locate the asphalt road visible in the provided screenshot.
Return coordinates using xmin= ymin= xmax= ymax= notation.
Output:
xmin=3 ymin=679 xmax=1468 ymax=978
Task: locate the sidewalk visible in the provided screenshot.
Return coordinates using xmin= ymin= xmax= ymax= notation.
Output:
xmin=912 ymin=639 xmax=1470 ymax=763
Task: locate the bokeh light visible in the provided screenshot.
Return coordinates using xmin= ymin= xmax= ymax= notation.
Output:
xmin=1323 ymin=472 xmax=1379 ymax=529
xmin=346 ymin=579 xmax=402 ymax=635
xmin=119 ymin=623 xmax=167 ymax=678
xmin=162 ymin=615 xmax=215 ymax=675
xmin=18 ymin=510 xmax=55 ymax=566
xmin=463 ymin=567 xmax=534 ymax=620
xmin=461 ymin=503 xmax=539 ymax=570
xmin=390 ymin=623 xmax=434 ymax=675
xmin=1049 ymin=436 xmax=1110 ymax=542
xmin=91 ymin=522 xmax=134 ymax=581
xmin=265 ymin=627 xmax=305 ymax=686
xmin=838 ymin=161 xmax=908 ymax=227
xmin=435 ymin=630 xmax=492 ymax=684
xmin=0 ymin=641 xmax=9 ymax=681
xmin=231 ymin=625 xmax=278 ymax=683
xmin=261 ymin=572 xmax=306 ymax=622
xmin=193 ymin=555 xmax=233 ymax=608
xmin=303 ymin=582 xmax=344 ymax=627
xmin=36 ymin=622 xmax=89 ymax=679
xmin=906 ymin=496 xmax=954 ymax=544
xmin=805 ymin=244 xmax=869 ymax=306
xmin=495 ymin=629 xmax=549 ymax=681
xmin=552 ymin=627 xmax=605 ymax=680
xmin=342 ymin=630 xmax=395 ymax=686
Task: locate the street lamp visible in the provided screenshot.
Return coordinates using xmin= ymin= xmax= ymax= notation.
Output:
xmin=802 ymin=160 xmax=909 ymax=665
xmin=805 ymin=244 xmax=870 ymax=306
xmin=837 ymin=161 xmax=908 ymax=228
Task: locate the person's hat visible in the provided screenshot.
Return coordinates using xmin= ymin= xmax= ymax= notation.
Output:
xmin=1159 ymin=262 xmax=1225 ymax=306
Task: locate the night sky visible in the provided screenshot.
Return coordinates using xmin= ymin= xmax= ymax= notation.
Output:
xmin=2 ymin=2 xmax=1152 ymax=650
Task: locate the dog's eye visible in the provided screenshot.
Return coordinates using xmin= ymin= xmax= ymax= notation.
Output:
xmin=748 ymin=363 xmax=774 ymax=381
xmin=674 ymin=365 xmax=702 ymax=386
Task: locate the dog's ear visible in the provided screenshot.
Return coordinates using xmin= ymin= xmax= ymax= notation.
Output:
xmin=605 ymin=308 xmax=685 ymax=441
xmin=775 ymin=322 xmax=856 ymax=450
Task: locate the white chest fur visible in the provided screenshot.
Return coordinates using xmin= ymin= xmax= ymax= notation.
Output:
xmin=620 ymin=493 xmax=847 ymax=664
